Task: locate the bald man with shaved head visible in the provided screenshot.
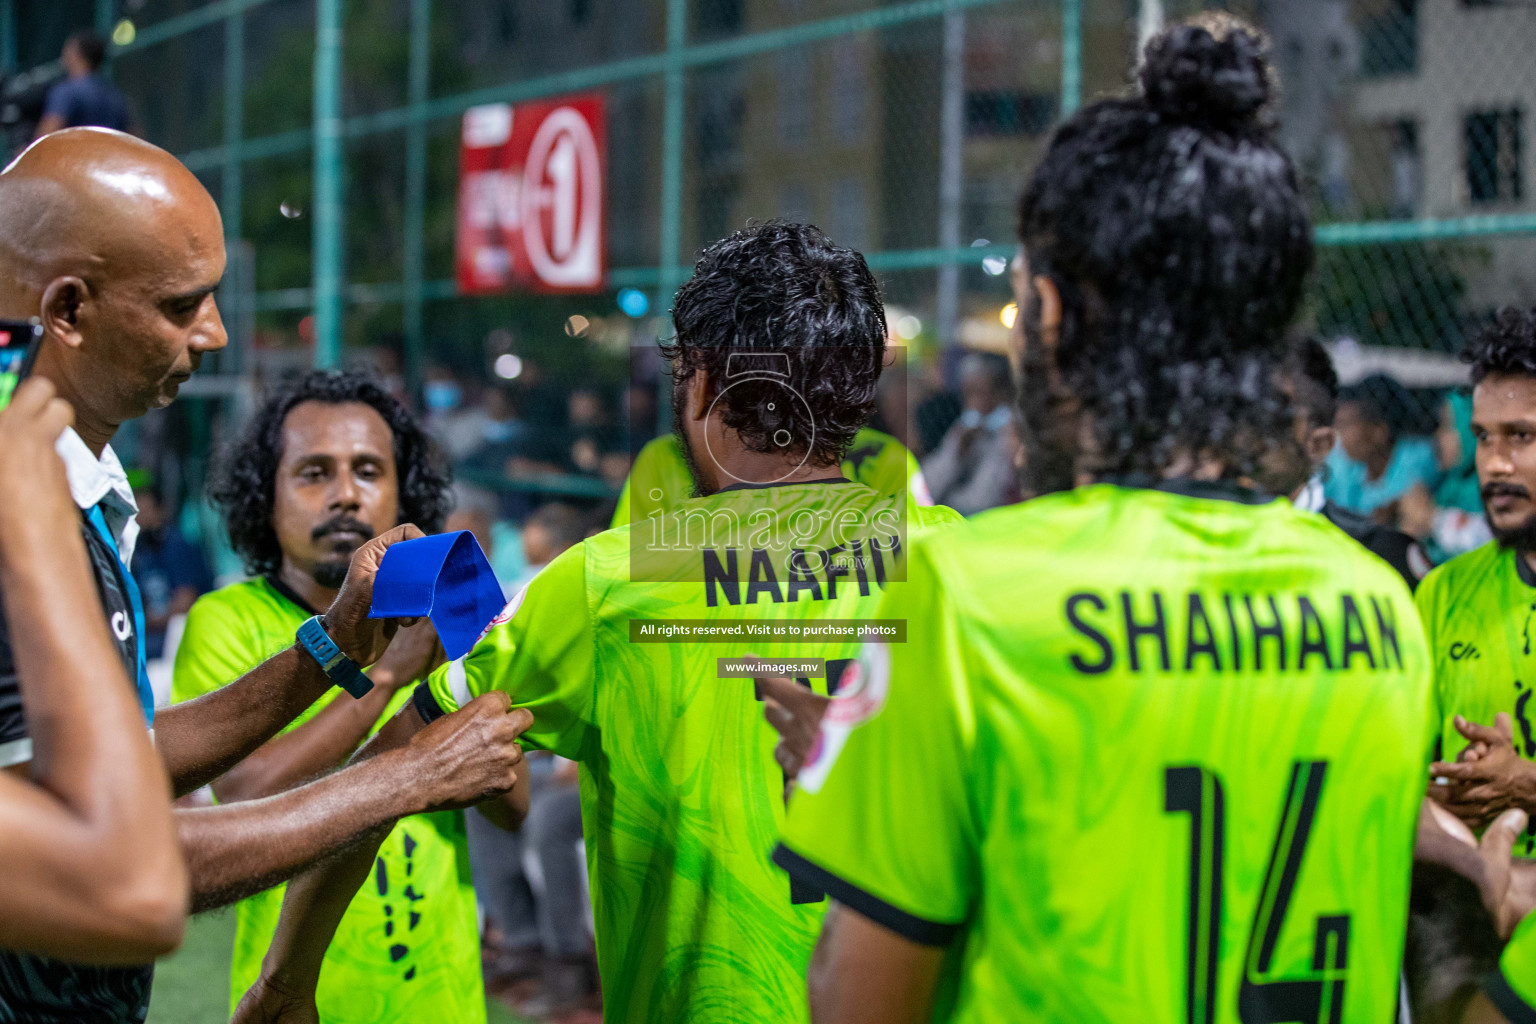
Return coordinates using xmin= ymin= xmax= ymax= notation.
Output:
xmin=0 ymin=128 xmax=228 ymax=443
xmin=0 ymin=130 xmax=535 ymax=1023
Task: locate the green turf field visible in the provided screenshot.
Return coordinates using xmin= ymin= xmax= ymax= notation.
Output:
xmin=148 ymin=912 xmax=529 ymax=1023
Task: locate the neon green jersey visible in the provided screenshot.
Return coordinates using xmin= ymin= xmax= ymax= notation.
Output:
xmin=778 ymin=484 xmax=1432 ymax=1024
xmin=427 ymin=480 xmax=960 ymax=1024
xmin=1488 ymin=907 xmax=1536 ymax=1021
xmin=172 ymin=579 xmax=483 ymax=1024
xmin=1417 ymin=543 xmax=1536 ymax=851
xmin=612 ymin=428 xmax=931 ymax=529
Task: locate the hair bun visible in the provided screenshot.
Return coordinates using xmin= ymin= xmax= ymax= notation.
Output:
xmin=1139 ymin=23 xmax=1271 ymax=132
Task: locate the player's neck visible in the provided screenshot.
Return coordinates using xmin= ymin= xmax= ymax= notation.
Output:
xmin=700 ymin=452 xmax=843 ymax=494
xmin=276 ymin=560 xmax=339 ymax=616
xmin=1521 ymin=548 xmax=1536 ymax=583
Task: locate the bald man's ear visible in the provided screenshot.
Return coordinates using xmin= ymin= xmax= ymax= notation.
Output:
xmin=40 ymin=277 xmax=89 ymax=351
xmin=1032 ymin=275 xmax=1061 ymax=353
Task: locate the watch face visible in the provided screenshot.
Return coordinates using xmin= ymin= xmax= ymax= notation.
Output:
xmin=298 ymin=616 xmax=373 ymax=698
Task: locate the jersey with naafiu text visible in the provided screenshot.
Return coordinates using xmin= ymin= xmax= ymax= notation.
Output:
xmin=173 ymin=578 xmax=484 ymax=1024
xmin=425 ymin=479 xmax=960 ymax=1024
xmin=1417 ymin=542 xmax=1536 ymax=855
xmin=778 ymin=483 xmax=1432 ymax=1024
xmin=611 ymin=428 xmax=931 ymax=530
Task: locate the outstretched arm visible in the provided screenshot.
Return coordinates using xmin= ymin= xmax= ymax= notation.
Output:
xmin=207 ymin=620 xmax=442 ymax=804
xmin=233 ymin=694 xmax=526 ymax=1023
xmin=153 ymin=525 xmax=424 ymax=795
xmin=181 ymin=691 xmax=526 ymax=912
xmin=0 ymin=380 xmax=187 ymax=963
xmin=201 ymin=620 xmax=530 ymax=830
xmin=806 ymin=904 xmax=944 ymax=1024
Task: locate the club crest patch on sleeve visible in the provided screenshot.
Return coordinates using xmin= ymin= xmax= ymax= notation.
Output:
xmin=479 ymin=581 xmax=531 ymax=644
xmin=909 ymin=469 xmax=934 ymax=507
xmin=798 ymin=641 xmax=889 ymax=794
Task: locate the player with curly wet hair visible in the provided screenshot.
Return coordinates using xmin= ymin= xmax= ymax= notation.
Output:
xmin=662 ymin=220 xmax=886 ymax=489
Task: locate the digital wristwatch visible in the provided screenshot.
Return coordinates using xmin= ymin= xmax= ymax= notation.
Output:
xmin=295 ymin=615 xmax=374 ymax=698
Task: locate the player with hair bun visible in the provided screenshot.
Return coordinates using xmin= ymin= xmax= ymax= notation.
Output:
xmin=776 ymin=20 xmax=1432 ymax=1023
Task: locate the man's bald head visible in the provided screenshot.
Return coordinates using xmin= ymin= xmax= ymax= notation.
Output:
xmin=0 ymin=129 xmax=222 ymax=298
xmin=0 ymin=128 xmax=227 ymax=449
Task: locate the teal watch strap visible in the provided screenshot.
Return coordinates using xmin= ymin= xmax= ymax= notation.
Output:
xmin=296 ymin=615 xmax=373 ymax=698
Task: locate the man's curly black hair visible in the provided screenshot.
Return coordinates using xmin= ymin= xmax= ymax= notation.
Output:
xmin=1463 ymin=306 xmax=1536 ymax=385
xmin=662 ymin=220 xmax=886 ymax=467
xmin=1016 ymin=19 xmax=1312 ymax=487
xmin=211 ymin=369 xmax=453 ymax=577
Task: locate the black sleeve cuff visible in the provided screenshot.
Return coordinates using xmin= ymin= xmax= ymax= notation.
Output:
xmin=1488 ymin=971 xmax=1536 ymax=1024
xmin=772 ymin=844 xmax=960 ymax=947
xmin=412 ymin=682 xmax=448 ymax=725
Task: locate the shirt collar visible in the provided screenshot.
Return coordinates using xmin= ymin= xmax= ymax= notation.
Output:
xmin=55 ymin=427 xmax=139 ymax=563
xmin=1294 ymin=474 xmax=1327 ymax=514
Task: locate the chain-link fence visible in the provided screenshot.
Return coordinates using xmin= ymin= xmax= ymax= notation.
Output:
xmin=3 ymin=0 xmax=1531 ymax=518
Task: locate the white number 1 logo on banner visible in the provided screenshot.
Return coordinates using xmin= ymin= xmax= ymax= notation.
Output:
xmin=523 ymin=107 xmax=603 ymax=289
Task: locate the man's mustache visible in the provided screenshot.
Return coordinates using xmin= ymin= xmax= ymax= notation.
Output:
xmin=1483 ymin=482 xmax=1532 ymax=502
xmin=311 ymin=516 xmax=374 ymax=543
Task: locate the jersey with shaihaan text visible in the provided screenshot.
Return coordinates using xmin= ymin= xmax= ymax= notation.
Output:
xmin=427 ymin=479 xmax=959 ymax=1024
xmin=779 ymin=483 xmax=1432 ymax=1024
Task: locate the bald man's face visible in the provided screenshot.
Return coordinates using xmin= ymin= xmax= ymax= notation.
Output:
xmin=85 ymin=191 xmax=227 ymax=415
xmin=0 ymin=129 xmax=229 ymax=433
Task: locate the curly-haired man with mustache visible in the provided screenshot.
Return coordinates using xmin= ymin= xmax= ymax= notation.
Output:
xmin=1421 ymin=308 xmax=1536 ymax=840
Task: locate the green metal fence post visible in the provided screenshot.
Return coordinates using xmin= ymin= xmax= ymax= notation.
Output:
xmin=652 ymin=0 xmax=688 ymax=435
xmin=656 ymin=0 xmax=687 ymax=317
xmin=0 ymin=0 xmax=14 ymax=76
xmin=96 ymin=0 xmax=116 ymax=74
xmin=223 ymin=9 xmax=244 ymax=239
xmin=935 ymin=0 xmax=964 ymax=350
xmin=313 ymin=0 xmax=345 ymax=368
xmin=1060 ymin=0 xmax=1081 ymax=117
xmin=402 ymin=0 xmax=431 ymax=396
xmin=219 ymin=6 xmax=247 ymax=387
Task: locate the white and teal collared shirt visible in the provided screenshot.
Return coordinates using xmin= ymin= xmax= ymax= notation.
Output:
xmin=56 ymin=426 xmax=138 ymax=563
xmin=0 ymin=430 xmax=141 ymax=769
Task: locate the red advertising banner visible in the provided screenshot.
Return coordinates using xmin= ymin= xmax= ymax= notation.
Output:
xmin=456 ymin=93 xmax=606 ymax=295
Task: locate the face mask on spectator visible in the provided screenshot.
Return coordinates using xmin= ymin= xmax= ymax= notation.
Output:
xmin=483 ymin=419 xmax=517 ymax=444
xmin=959 ymin=406 xmax=1011 ymax=432
xmin=424 ymin=381 xmax=462 ymax=413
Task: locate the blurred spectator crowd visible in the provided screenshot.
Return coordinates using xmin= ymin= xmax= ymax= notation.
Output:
xmin=1325 ymin=373 xmax=1490 ymax=562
